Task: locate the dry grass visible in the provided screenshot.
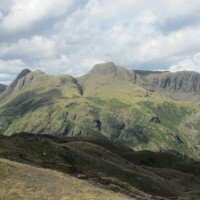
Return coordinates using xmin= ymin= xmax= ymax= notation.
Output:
xmin=0 ymin=158 xmax=135 ymax=200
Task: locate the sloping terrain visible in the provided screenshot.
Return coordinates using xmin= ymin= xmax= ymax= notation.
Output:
xmin=0 ymin=158 xmax=132 ymax=200
xmin=0 ymin=133 xmax=200 ymax=199
xmin=0 ymin=84 xmax=7 ymax=93
xmin=0 ymin=62 xmax=199 ymax=160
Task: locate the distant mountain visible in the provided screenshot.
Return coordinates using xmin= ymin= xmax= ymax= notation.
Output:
xmin=0 ymin=62 xmax=200 ymax=160
xmin=4 ymin=69 xmax=31 ymax=95
xmin=88 ymin=62 xmax=136 ymax=82
xmin=134 ymin=70 xmax=200 ymax=100
xmin=0 ymin=84 xmax=7 ymax=93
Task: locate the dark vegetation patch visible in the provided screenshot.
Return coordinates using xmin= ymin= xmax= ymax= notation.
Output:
xmin=0 ymin=133 xmax=199 ymax=199
xmin=119 ymin=125 xmax=150 ymax=145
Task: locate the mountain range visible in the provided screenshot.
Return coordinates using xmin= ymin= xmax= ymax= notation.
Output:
xmin=0 ymin=62 xmax=200 ymax=160
xmin=0 ymin=62 xmax=200 ymax=199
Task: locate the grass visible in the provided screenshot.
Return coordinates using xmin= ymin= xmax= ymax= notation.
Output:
xmin=0 ymin=133 xmax=200 ymax=199
xmin=0 ymin=158 xmax=133 ymax=200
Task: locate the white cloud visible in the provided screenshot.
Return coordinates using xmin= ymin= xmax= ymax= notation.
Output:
xmin=0 ymin=36 xmax=56 ymax=60
xmin=133 ymin=27 xmax=200 ymax=63
xmin=0 ymin=11 xmax=3 ymax=20
xmin=0 ymin=0 xmax=200 ymax=83
xmin=169 ymin=52 xmax=200 ymax=72
xmin=0 ymin=59 xmax=25 ymax=73
xmin=0 ymin=0 xmax=76 ymax=34
xmin=0 ymin=59 xmax=26 ymax=84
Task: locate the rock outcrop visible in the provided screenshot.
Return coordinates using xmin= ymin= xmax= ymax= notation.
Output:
xmin=0 ymin=69 xmax=46 ymax=100
xmin=88 ymin=62 xmax=136 ymax=83
xmin=135 ymin=70 xmax=200 ymax=94
xmin=4 ymin=69 xmax=31 ymax=95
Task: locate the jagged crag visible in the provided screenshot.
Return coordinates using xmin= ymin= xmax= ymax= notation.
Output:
xmin=0 ymin=62 xmax=200 ymax=199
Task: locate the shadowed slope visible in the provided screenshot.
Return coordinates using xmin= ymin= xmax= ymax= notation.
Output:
xmin=0 ymin=133 xmax=200 ymax=199
xmin=0 ymin=158 xmax=133 ymax=200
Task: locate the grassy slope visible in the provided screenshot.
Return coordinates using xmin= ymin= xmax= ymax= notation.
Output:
xmin=0 ymin=158 xmax=133 ymax=200
xmin=0 ymin=71 xmax=200 ymax=159
xmin=0 ymin=133 xmax=200 ymax=199
xmin=79 ymin=74 xmax=200 ymax=159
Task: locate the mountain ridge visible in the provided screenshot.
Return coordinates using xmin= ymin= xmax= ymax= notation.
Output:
xmin=2 ymin=62 xmax=200 ymax=98
xmin=0 ymin=62 xmax=200 ymax=160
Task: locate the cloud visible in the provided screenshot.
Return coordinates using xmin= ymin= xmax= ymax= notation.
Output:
xmin=0 ymin=0 xmax=199 ymax=83
xmin=159 ymin=13 xmax=200 ymax=33
xmin=0 ymin=59 xmax=26 ymax=84
xmin=3 ymin=0 xmax=66 ymax=33
xmin=0 ymin=0 xmax=88 ymax=36
xmin=0 ymin=36 xmax=56 ymax=61
xmin=169 ymin=52 xmax=200 ymax=72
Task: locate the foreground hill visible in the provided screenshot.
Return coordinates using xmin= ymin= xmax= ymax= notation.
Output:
xmin=0 ymin=62 xmax=200 ymax=159
xmin=0 ymin=158 xmax=132 ymax=200
xmin=0 ymin=133 xmax=200 ymax=199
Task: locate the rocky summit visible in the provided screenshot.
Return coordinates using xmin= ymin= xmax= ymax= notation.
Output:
xmin=88 ymin=62 xmax=136 ymax=82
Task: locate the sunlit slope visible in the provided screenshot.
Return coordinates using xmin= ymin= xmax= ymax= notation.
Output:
xmin=0 ymin=62 xmax=199 ymax=159
xmin=0 ymin=158 xmax=133 ymax=200
xmin=78 ymin=63 xmax=200 ymax=159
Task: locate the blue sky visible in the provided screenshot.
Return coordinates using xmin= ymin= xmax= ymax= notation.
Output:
xmin=0 ymin=0 xmax=200 ymax=84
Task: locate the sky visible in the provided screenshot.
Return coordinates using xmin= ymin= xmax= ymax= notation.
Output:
xmin=0 ymin=0 xmax=200 ymax=84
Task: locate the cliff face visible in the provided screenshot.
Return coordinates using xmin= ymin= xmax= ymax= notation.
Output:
xmin=4 ymin=69 xmax=31 ymax=95
xmin=151 ymin=71 xmax=200 ymax=93
xmin=134 ymin=70 xmax=200 ymax=99
xmin=0 ymin=69 xmax=47 ymax=101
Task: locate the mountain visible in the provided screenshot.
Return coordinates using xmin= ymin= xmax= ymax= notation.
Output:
xmin=134 ymin=70 xmax=200 ymax=100
xmin=0 ymin=69 xmax=45 ymax=100
xmin=0 ymin=62 xmax=200 ymax=160
xmin=3 ymin=69 xmax=31 ymax=95
xmin=0 ymin=84 xmax=7 ymax=93
xmin=88 ymin=62 xmax=136 ymax=82
xmin=0 ymin=133 xmax=199 ymax=199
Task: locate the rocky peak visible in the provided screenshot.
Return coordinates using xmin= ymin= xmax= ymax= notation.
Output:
xmin=4 ymin=69 xmax=31 ymax=95
xmin=90 ymin=62 xmax=118 ymax=76
xmin=16 ymin=69 xmax=31 ymax=80
xmin=1 ymin=69 xmax=46 ymax=99
xmin=88 ymin=62 xmax=136 ymax=82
